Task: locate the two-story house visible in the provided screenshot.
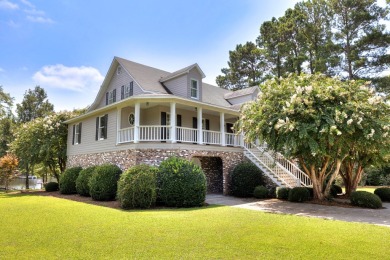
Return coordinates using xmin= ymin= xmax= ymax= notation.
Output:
xmin=66 ymin=57 xmax=310 ymax=194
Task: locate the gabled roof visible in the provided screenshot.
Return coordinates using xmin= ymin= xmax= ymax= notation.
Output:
xmin=116 ymin=57 xmax=170 ymax=94
xmin=159 ymin=63 xmax=206 ymax=82
xmin=224 ymin=86 xmax=259 ymax=99
xmin=202 ymin=83 xmax=232 ymax=108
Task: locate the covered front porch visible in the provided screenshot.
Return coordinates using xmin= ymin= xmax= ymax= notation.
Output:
xmin=116 ymin=100 xmax=243 ymax=147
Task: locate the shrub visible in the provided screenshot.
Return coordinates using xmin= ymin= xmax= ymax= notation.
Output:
xmin=276 ymin=187 xmax=290 ymax=200
xmin=350 ymin=191 xmax=382 ymax=209
xmin=44 ymin=182 xmax=59 ymax=192
xmin=59 ymin=166 xmax=83 ymax=194
xmin=117 ymin=164 xmax=157 ymax=209
xmin=157 ymin=157 xmax=206 ymax=207
xmin=288 ymin=187 xmax=310 ymax=202
xmin=89 ymin=164 xmax=122 ymax=201
xmin=231 ymin=162 xmax=264 ymax=197
xmin=306 ymin=187 xmax=314 ymax=198
xmin=374 ymin=187 xmax=390 ymax=202
xmin=76 ymin=166 xmax=96 ymax=196
xmin=253 ymin=186 xmax=268 ymax=199
xmin=330 ymin=184 xmax=343 ymax=197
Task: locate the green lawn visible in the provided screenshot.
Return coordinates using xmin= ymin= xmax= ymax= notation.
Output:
xmin=0 ymin=192 xmax=389 ymax=259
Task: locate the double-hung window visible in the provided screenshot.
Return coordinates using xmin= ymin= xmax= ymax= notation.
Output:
xmin=190 ymin=79 xmax=199 ymax=99
xmin=106 ymin=89 xmax=116 ymax=105
xmin=96 ymin=114 xmax=108 ymax=140
xmin=121 ymin=82 xmax=134 ymax=99
xmin=72 ymin=122 xmax=82 ymax=145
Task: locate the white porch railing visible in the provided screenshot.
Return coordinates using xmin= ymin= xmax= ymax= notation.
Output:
xmin=203 ymin=130 xmax=221 ymax=145
xmin=118 ymin=127 xmax=134 ymax=144
xmin=139 ymin=125 xmax=171 ymax=141
xmin=225 ymin=133 xmax=243 ymax=146
xmin=176 ymin=127 xmax=198 ymax=143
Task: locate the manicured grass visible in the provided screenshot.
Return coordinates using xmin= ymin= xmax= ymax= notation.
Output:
xmin=0 ymin=192 xmax=389 ymax=259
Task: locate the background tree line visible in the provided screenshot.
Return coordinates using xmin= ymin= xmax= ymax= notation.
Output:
xmin=0 ymin=85 xmax=83 ymax=190
xmin=217 ymin=0 xmax=390 ymax=94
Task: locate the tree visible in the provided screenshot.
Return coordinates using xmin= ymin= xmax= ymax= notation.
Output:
xmin=330 ymin=0 xmax=390 ymax=80
xmin=16 ymin=86 xmax=54 ymax=123
xmin=0 ymin=116 xmax=14 ymax=157
xmin=0 ymin=154 xmax=18 ymax=191
xmin=0 ymin=86 xmax=13 ymax=118
xmin=238 ymin=73 xmax=390 ymax=200
xmin=216 ymin=42 xmax=268 ymax=90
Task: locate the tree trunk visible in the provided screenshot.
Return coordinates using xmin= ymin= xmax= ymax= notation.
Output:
xmin=25 ymin=165 xmax=29 ymax=190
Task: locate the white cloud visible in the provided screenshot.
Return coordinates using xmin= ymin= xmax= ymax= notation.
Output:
xmin=20 ymin=0 xmax=33 ymax=8
xmin=24 ymin=8 xmax=44 ymax=15
xmin=32 ymin=64 xmax=104 ymax=92
xmin=0 ymin=0 xmax=18 ymax=10
xmin=26 ymin=15 xmax=54 ymax=24
xmin=7 ymin=19 xmax=19 ymax=27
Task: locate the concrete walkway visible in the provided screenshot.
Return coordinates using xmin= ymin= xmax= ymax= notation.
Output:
xmin=206 ymin=194 xmax=390 ymax=227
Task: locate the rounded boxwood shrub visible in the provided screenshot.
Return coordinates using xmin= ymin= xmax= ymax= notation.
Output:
xmin=76 ymin=166 xmax=96 ymax=197
xmin=231 ymin=162 xmax=264 ymax=197
xmin=89 ymin=164 xmax=122 ymax=201
xmin=374 ymin=187 xmax=390 ymax=202
xmin=253 ymin=186 xmax=268 ymax=199
xmin=330 ymin=184 xmax=343 ymax=197
xmin=288 ymin=187 xmax=310 ymax=202
xmin=350 ymin=191 xmax=382 ymax=209
xmin=59 ymin=166 xmax=83 ymax=194
xmin=157 ymin=157 xmax=206 ymax=207
xmin=44 ymin=182 xmax=59 ymax=192
xmin=117 ymin=164 xmax=157 ymax=209
xmin=276 ymin=187 xmax=290 ymax=200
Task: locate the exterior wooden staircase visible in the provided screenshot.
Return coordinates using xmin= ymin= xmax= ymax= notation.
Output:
xmin=243 ymin=143 xmax=312 ymax=188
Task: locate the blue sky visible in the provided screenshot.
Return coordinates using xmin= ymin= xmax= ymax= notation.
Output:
xmin=0 ymin=0 xmax=299 ymax=111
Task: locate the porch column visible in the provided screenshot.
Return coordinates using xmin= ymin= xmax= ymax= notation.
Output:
xmin=220 ymin=112 xmax=225 ymax=146
xmin=134 ymin=102 xmax=140 ymax=143
xmin=116 ymin=107 xmax=122 ymax=144
xmin=170 ymin=102 xmax=176 ymax=143
xmin=197 ymin=107 xmax=203 ymax=145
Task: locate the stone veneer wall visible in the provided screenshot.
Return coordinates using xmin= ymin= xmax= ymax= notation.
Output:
xmin=67 ymin=149 xmax=245 ymax=195
xmin=198 ymin=157 xmax=223 ymax=194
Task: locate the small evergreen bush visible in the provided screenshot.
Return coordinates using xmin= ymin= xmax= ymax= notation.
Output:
xmin=44 ymin=182 xmax=59 ymax=192
xmin=117 ymin=164 xmax=157 ymax=209
xmin=253 ymin=186 xmax=268 ymax=199
xmin=374 ymin=187 xmax=390 ymax=202
xmin=276 ymin=187 xmax=290 ymax=200
xmin=59 ymin=166 xmax=83 ymax=194
xmin=330 ymin=184 xmax=342 ymax=197
xmin=288 ymin=187 xmax=310 ymax=202
xmin=306 ymin=187 xmax=314 ymax=198
xmin=157 ymin=157 xmax=206 ymax=207
xmin=89 ymin=164 xmax=122 ymax=201
xmin=231 ymin=162 xmax=265 ymax=197
xmin=350 ymin=191 xmax=382 ymax=209
xmin=76 ymin=166 xmax=96 ymax=196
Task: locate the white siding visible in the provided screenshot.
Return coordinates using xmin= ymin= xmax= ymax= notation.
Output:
xmin=97 ymin=64 xmax=144 ymax=109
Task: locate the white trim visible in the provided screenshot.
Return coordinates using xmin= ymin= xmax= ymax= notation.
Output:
xmin=197 ymin=106 xmax=203 ymax=144
xmin=170 ymin=102 xmax=176 ymax=143
xmin=190 ymin=78 xmax=199 ymax=99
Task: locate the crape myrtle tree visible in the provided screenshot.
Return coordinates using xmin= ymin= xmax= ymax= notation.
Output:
xmin=238 ymin=73 xmax=390 ymax=200
xmin=10 ymin=111 xmax=75 ymax=187
xmin=0 ymin=153 xmax=18 ymax=191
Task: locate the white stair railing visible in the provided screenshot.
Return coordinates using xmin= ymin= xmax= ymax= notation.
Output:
xmin=243 ymin=142 xmax=311 ymax=187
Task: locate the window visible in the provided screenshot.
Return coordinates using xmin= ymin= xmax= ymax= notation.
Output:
xmin=117 ymin=66 xmax=122 ymax=75
xmin=72 ymin=122 xmax=82 ymax=145
xmin=106 ymin=89 xmax=116 ymax=105
xmin=166 ymin=113 xmax=171 ymax=126
xmin=128 ymin=113 xmax=135 ymax=126
xmin=122 ymin=82 xmax=134 ymax=99
xmin=190 ymin=79 xmax=198 ymax=99
xmin=96 ymin=115 xmax=108 ymax=140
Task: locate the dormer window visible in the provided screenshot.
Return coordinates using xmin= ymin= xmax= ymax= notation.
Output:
xmin=191 ymin=79 xmax=199 ymax=99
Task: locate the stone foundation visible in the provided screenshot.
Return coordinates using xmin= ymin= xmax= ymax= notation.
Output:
xmin=67 ymin=148 xmax=244 ymax=195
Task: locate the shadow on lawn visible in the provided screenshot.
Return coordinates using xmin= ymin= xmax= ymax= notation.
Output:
xmin=0 ymin=190 xmax=224 ymax=212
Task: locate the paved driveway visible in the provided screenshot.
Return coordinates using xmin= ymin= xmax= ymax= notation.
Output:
xmin=206 ymin=194 xmax=390 ymax=227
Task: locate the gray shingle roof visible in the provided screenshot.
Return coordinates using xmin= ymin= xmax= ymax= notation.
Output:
xmin=116 ymin=57 xmax=170 ymax=94
xmin=224 ymin=86 xmax=259 ymax=99
xmin=159 ymin=63 xmax=205 ymax=82
xmin=202 ymin=83 xmax=232 ymax=108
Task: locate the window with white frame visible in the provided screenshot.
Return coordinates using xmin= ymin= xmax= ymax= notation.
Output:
xmin=124 ymin=82 xmax=133 ymax=98
xmin=107 ymin=91 xmax=114 ymax=104
xmin=190 ymin=79 xmax=198 ymax=99
xmin=117 ymin=66 xmax=122 ymax=75
xmin=97 ymin=115 xmax=107 ymax=140
xmin=128 ymin=113 xmax=135 ymax=126
xmin=75 ymin=123 xmax=81 ymax=144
